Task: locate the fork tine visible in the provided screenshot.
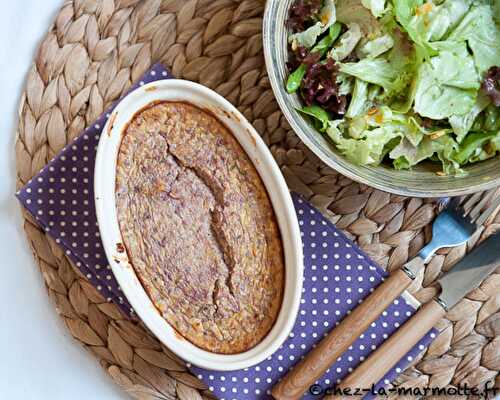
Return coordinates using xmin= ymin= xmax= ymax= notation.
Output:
xmin=475 ymin=193 xmax=500 ymax=227
xmin=469 ymin=189 xmax=495 ymax=221
xmin=447 ymin=196 xmax=461 ymax=209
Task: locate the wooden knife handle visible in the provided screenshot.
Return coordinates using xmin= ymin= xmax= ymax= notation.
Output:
xmin=271 ymin=269 xmax=413 ymax=400
xmin=325 ymin=300 xmax=446 ymax=399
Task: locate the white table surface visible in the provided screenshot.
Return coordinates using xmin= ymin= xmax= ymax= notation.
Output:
xmin=0 ymin=2 xmax=125 ymax=399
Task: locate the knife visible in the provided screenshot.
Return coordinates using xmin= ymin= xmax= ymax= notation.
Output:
xmin=325 ymin=231 xmax=500 ymax=397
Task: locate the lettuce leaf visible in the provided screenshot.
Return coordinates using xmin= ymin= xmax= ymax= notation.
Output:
xmin=453 ymin=130 xmax=498 ymax=164
xmin=289 ymin=22 xmax=323 ymax=49
xmin=289 ymin=0 xmax=337 ymax=48
xmin=448 ymin=3 xmax=500 ymax=73
xmin=390 ymin=136 xmax=436 ymax=169
xmin=468 ymin=131 xmax=500 ymax=163
xmin=361 ymin=0 xmax=387 ymax=17
xmin=368 ymin=84 xmax=382 ymax=101
xmin=393 ymin=0 xmax=423 ymax=29
xmin=392 ymin=0 xmax=434 ymax=58
xmin=340 ymin=28 xmax=416 ymax=99
xmin=346 ymin=79 xmax=370 ymax=118
xmin=327 ymin=106 xmax=430 ymax=165
xmin=320 ymin=0 xmax=337 ymax=28
xmin=414 ymin=66 xmax=475 ymax=119
xmin=336 ymin=0 xmax=382 ymax=35
xmin=391 ymin=133 xmax=463 ymax=175
xmin=407 ymin=0 xmax=471 ymax=42
xmin=326 ymin=120 xmax=403 ymax=165
xmin=449 ymin=92 xmax=490 ymax=143
xmin=390 ymin=125 xmax=499 ymax=174
xmin=340 ymin=59 xmax=399 ymax=90
xmin=414 ymin=42 xmax=479 ymax=119
xmin=329 ymin=23 xmax=363 ymax=61
xmin=336 ymin=73 xmax=355 ymax=96
xmin=393 ymin=0 xmax=473 ymax=60
xmin=437 ymin=135 xmax=463 ymax=175
xmin=427 ymin=42 xmax=480 ymax=89
xmin=347 ymin=116 xmax=369 ymax=139
xmin=325 ymin=102 xmax=473 ymax=175
xmin=483 ymin=105 xmax=500 ymax=132
xmin=357 ymin=33 xmax=394 ymax=58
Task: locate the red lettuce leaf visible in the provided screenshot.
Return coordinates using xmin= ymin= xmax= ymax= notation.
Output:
xmin=482 ymin=66 xmax=500 ymax=107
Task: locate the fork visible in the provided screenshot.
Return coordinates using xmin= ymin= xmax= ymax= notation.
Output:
xmin=418 ymin=191 xmax=500 ymax=263
xmin=271 ymin=189 xmax=500 ymax=400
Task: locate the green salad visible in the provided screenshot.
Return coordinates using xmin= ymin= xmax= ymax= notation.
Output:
xmin=286 ymin=0 xmax=500 ymax=175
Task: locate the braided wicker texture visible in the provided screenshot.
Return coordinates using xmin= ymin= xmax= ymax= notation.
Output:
xmin=14 ymin=0 xmax=499 ymax=398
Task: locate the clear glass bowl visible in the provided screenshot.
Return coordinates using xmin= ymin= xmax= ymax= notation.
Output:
xmin=262 ymin=0 xmax=500 ymax=197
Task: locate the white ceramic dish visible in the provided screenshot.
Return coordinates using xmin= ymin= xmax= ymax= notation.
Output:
xmin=94 ymin=79 xmax=303 ymax=371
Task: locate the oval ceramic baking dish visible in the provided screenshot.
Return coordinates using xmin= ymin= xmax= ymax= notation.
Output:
xmin=94 ymin=79 xmax=303 ymax=371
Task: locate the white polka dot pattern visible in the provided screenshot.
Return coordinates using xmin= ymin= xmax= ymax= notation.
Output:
xmin=16 ymin=63 xmax=437 ymax=399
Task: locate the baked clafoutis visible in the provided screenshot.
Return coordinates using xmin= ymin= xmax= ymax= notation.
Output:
xmin=116 ymin=102 xmax=285 ymax=354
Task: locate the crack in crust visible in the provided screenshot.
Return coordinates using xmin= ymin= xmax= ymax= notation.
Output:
xmin=115 ymin=102 xmax=284 ymax=354
xmin=165 ymin=145 xmax=238 ymax=304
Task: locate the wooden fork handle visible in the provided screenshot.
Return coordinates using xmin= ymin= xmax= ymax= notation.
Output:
xmin=271 ymin=269 xmax=413 ymax=400
xmin=325 ymin=300 xmax=446 ymax=399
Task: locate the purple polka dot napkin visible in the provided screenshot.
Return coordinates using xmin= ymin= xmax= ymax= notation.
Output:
xmin=16 ymin=63 xmax=436 ymax=399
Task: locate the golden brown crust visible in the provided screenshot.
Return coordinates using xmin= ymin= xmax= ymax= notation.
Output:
xmin=115 ymin=102 xmax=284 ymax=354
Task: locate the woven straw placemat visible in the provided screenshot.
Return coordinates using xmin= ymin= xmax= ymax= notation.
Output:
xmin=14 ymin=0 xmax=499 ymax=398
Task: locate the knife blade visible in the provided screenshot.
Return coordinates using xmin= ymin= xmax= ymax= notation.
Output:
xmin=438 ymin=231 xmax=500 ymax=310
